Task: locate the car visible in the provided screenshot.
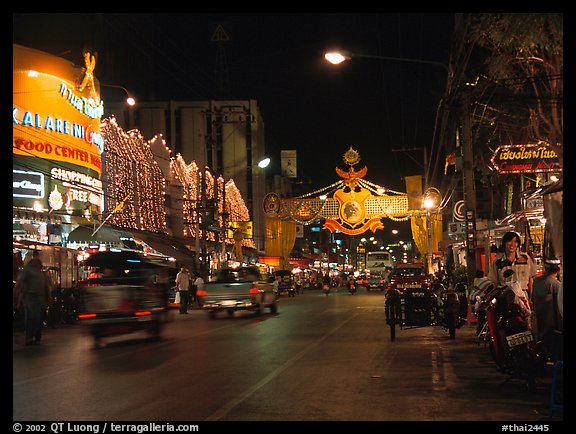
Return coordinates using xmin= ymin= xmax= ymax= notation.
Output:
xmin=197 ymin=266 xmax=278 ymax=318
xmin=365 ymin=271 xmax=387 ymax=291
xmin=387 ymin=262 xmax=431 ymax=293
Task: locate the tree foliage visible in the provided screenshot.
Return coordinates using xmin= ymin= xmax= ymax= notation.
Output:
xmin=467 ymin=13 xmax=563 ymax=164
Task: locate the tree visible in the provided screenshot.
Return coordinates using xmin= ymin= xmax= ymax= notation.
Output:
xmin=467 ymin=13 xmax=563 ymax=166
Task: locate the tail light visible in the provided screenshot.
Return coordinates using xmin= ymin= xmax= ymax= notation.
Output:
xmin=196 ymin=290 xmax=207 ymax=296
xmin=249 ymin=286 xmax=260 ymax=295
xmin=78 ymin=313 xmax=97 ymax=320
xmin=135 ymin=310 xmax=152 ymax=316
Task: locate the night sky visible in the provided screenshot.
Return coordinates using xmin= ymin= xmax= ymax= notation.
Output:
xmin=13 ymin=13 xmax=453 ymax=247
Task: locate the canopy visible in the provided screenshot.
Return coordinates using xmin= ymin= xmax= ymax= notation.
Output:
xmin=67 ymin=225 xmax=127 ymax=244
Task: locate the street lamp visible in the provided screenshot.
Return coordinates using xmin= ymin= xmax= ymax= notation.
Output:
xmin=423 ymin=187 xmax=441 ymax=276
xmin=324 ymin=50 xmax=448 ymax=73
xmin=324 ymin=49 xmax=449 ymax=190
xmin=258 ymin=157 xmax=271 ymax=168
xmin=101 ymin=84 xmax=136 ymax=106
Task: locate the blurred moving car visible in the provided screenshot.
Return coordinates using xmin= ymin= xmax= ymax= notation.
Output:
xmin=76 ymin=250 xmax=173 ymax=346
xmin=197 ymin=266 xmax=278 ymax=319
xmin=387 ymin=262 xmax=431 ymax=293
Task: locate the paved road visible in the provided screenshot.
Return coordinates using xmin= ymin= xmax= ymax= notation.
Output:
xmin=13 ymin=289 xmax=562 ymax=425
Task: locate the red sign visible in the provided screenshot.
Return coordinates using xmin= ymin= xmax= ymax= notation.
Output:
xmin=491 ymin=144 xmax=561 ymax=174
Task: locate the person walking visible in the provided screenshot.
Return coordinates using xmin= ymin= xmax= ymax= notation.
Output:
xmin=193 ymin=273 xmax=205 ymax=307
xmin=531 ymin=258 xmax=562 ymax=361
xmin=487 ymin=231 xmax=537 ymax=300
xmin=175 ymin=265 xmax=191 ymax=314
xmin=14 ymin=251 xmax=52 ymax=345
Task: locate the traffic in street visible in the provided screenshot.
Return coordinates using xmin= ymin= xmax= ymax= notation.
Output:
xmin=13 ymin=289 xmax=557 ymax=423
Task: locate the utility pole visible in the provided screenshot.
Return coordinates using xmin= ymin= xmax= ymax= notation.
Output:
xmin=391 ymin=147 xmax=428 ymax=189
xmin=460 ymin=94 xmax=477 ymax=287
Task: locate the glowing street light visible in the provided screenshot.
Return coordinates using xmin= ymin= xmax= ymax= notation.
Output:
xmin=324 ymin=50 xmax=448 ymax=73
xmin=258 ymin=157 xmax=271 ymax=168
xmin=101 ymin=84 xmax=136 ymax=106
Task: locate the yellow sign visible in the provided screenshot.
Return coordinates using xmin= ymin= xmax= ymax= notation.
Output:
xmin=227 ymin=221 xmax=253 ymax=239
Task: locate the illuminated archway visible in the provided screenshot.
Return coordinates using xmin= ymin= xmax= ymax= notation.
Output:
xmin=262 ymin=147 xmax=441 ymax=268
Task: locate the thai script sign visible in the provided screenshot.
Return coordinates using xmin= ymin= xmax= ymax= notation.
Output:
xmin=491 ymin=144 xmax=561 ymax=174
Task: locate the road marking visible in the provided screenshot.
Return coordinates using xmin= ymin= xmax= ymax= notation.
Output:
xmin=203 ymin=312 xmax=360 ymax=421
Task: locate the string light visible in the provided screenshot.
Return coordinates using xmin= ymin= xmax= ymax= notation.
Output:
xmin=99 ymin=116 xmax=258 ymax=252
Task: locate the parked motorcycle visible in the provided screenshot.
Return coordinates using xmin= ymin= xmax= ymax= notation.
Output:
xmin=434 ymin=281 xmax=465 ymax=339
xmin=484 ymin=270 xmax=543 ymax=392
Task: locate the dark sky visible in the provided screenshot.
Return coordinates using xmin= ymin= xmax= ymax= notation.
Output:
xmin=13 ymin=13 xmax=454 ymax=194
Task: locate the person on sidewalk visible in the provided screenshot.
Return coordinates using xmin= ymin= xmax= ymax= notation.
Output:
xmin=488 ymin=231 xmax=537 ymax=300
xmin=175 ymin=265 xmax=191 ymax=314
xmin=532 ymin=258 xmax=562 ymax=361
xmin=14 ymin=251 xmax=52 ymax=345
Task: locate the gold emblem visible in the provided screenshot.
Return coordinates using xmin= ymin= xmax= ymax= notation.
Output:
xmin=343 ymin=146 xmax=360 ymax=166
xmin=263 ymin=192 xmax=281 ymax=217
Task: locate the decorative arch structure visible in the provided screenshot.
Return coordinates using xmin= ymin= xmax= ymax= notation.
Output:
xmin=262 ymin=147 xmax=441 ymax=268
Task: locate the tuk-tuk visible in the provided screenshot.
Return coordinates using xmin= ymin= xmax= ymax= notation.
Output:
xmin=273 ymin=269 xmax=296 ymax=297
xmin=76 ymin=250 xmax=172 ymax=347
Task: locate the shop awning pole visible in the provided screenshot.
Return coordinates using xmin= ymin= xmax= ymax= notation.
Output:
xmin=92 ymin=194 xmax=130 ymax=237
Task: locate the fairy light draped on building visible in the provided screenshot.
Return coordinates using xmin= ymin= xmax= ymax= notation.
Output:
xmin=100 ymin=117 xmax=166 ymax=232
xmin=224 ymin=180 xmax=255 ymax=249
xmin=171 ymin=155 xmax=202 ymax=239
xmin=101 ymin=116 xmax=254 ymax=252
xmin=170 ymin=155 xmax=255 ymax=249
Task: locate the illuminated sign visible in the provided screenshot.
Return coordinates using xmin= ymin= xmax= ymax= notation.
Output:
xmin=491 ymin=143 xmax=561 ymax=174
xmin=13 ymin=136 xmax=102 ymax=172
xmin=13 ymin=44 xmax=103 ymax=175
xmin=59 ymin=82 xmax=103 ymax=119
xmin=13 ymin=170 xmax=44 ymax=198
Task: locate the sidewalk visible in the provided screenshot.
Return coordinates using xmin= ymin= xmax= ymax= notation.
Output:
xmin=396 ymin=324 xmax=563 ymax=422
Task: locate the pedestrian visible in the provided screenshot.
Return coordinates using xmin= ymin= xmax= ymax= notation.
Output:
xmin=487 ymin=231 xmax=537 ymax=300
xmin=175 ymin=265 xmax=191 ymax=314
xmin=193 ymin=273 xmax=205 ymax=307
xmin=13 ymin=251 xmax=52 ymax=345
xmin=531 ymin=258 xmax=562 ymax=361
xmin=470 ymin=269 xmax=491 ymax=304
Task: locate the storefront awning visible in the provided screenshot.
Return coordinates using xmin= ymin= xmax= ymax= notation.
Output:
xmin=118 ymin=228 xmax=196 ymax=265
xmin=14 ymin=222 xmax=39 ymax=235
xmin=67 ymin=225 xmax=126 ymax=244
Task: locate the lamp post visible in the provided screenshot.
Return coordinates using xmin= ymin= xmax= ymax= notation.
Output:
xmin=423 ymin=187 xmax=440 ymax=276
xmin=324 ymin=50 xmax=448 ymax=73
xmin=100 ymin=84 xmax=136 ymax=106
xmin=324 ymin=49 xmax=448 ymax=191
xmin=253 ymin=157 xmax=271 ymax=254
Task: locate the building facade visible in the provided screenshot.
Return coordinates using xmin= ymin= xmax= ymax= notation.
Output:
xmin=105 ymin=99 xmax=268 ymax=252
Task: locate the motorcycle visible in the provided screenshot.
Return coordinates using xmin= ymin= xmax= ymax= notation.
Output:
xmin=347 ymin=280 xmax=357 ymax=295
xmin=322 ymin=283 xmax=330 ymax=296
xmin=433 ymin=281 xmax=465 ymax=339
xmin=484 ymin=270 xmax=543 ymax=392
